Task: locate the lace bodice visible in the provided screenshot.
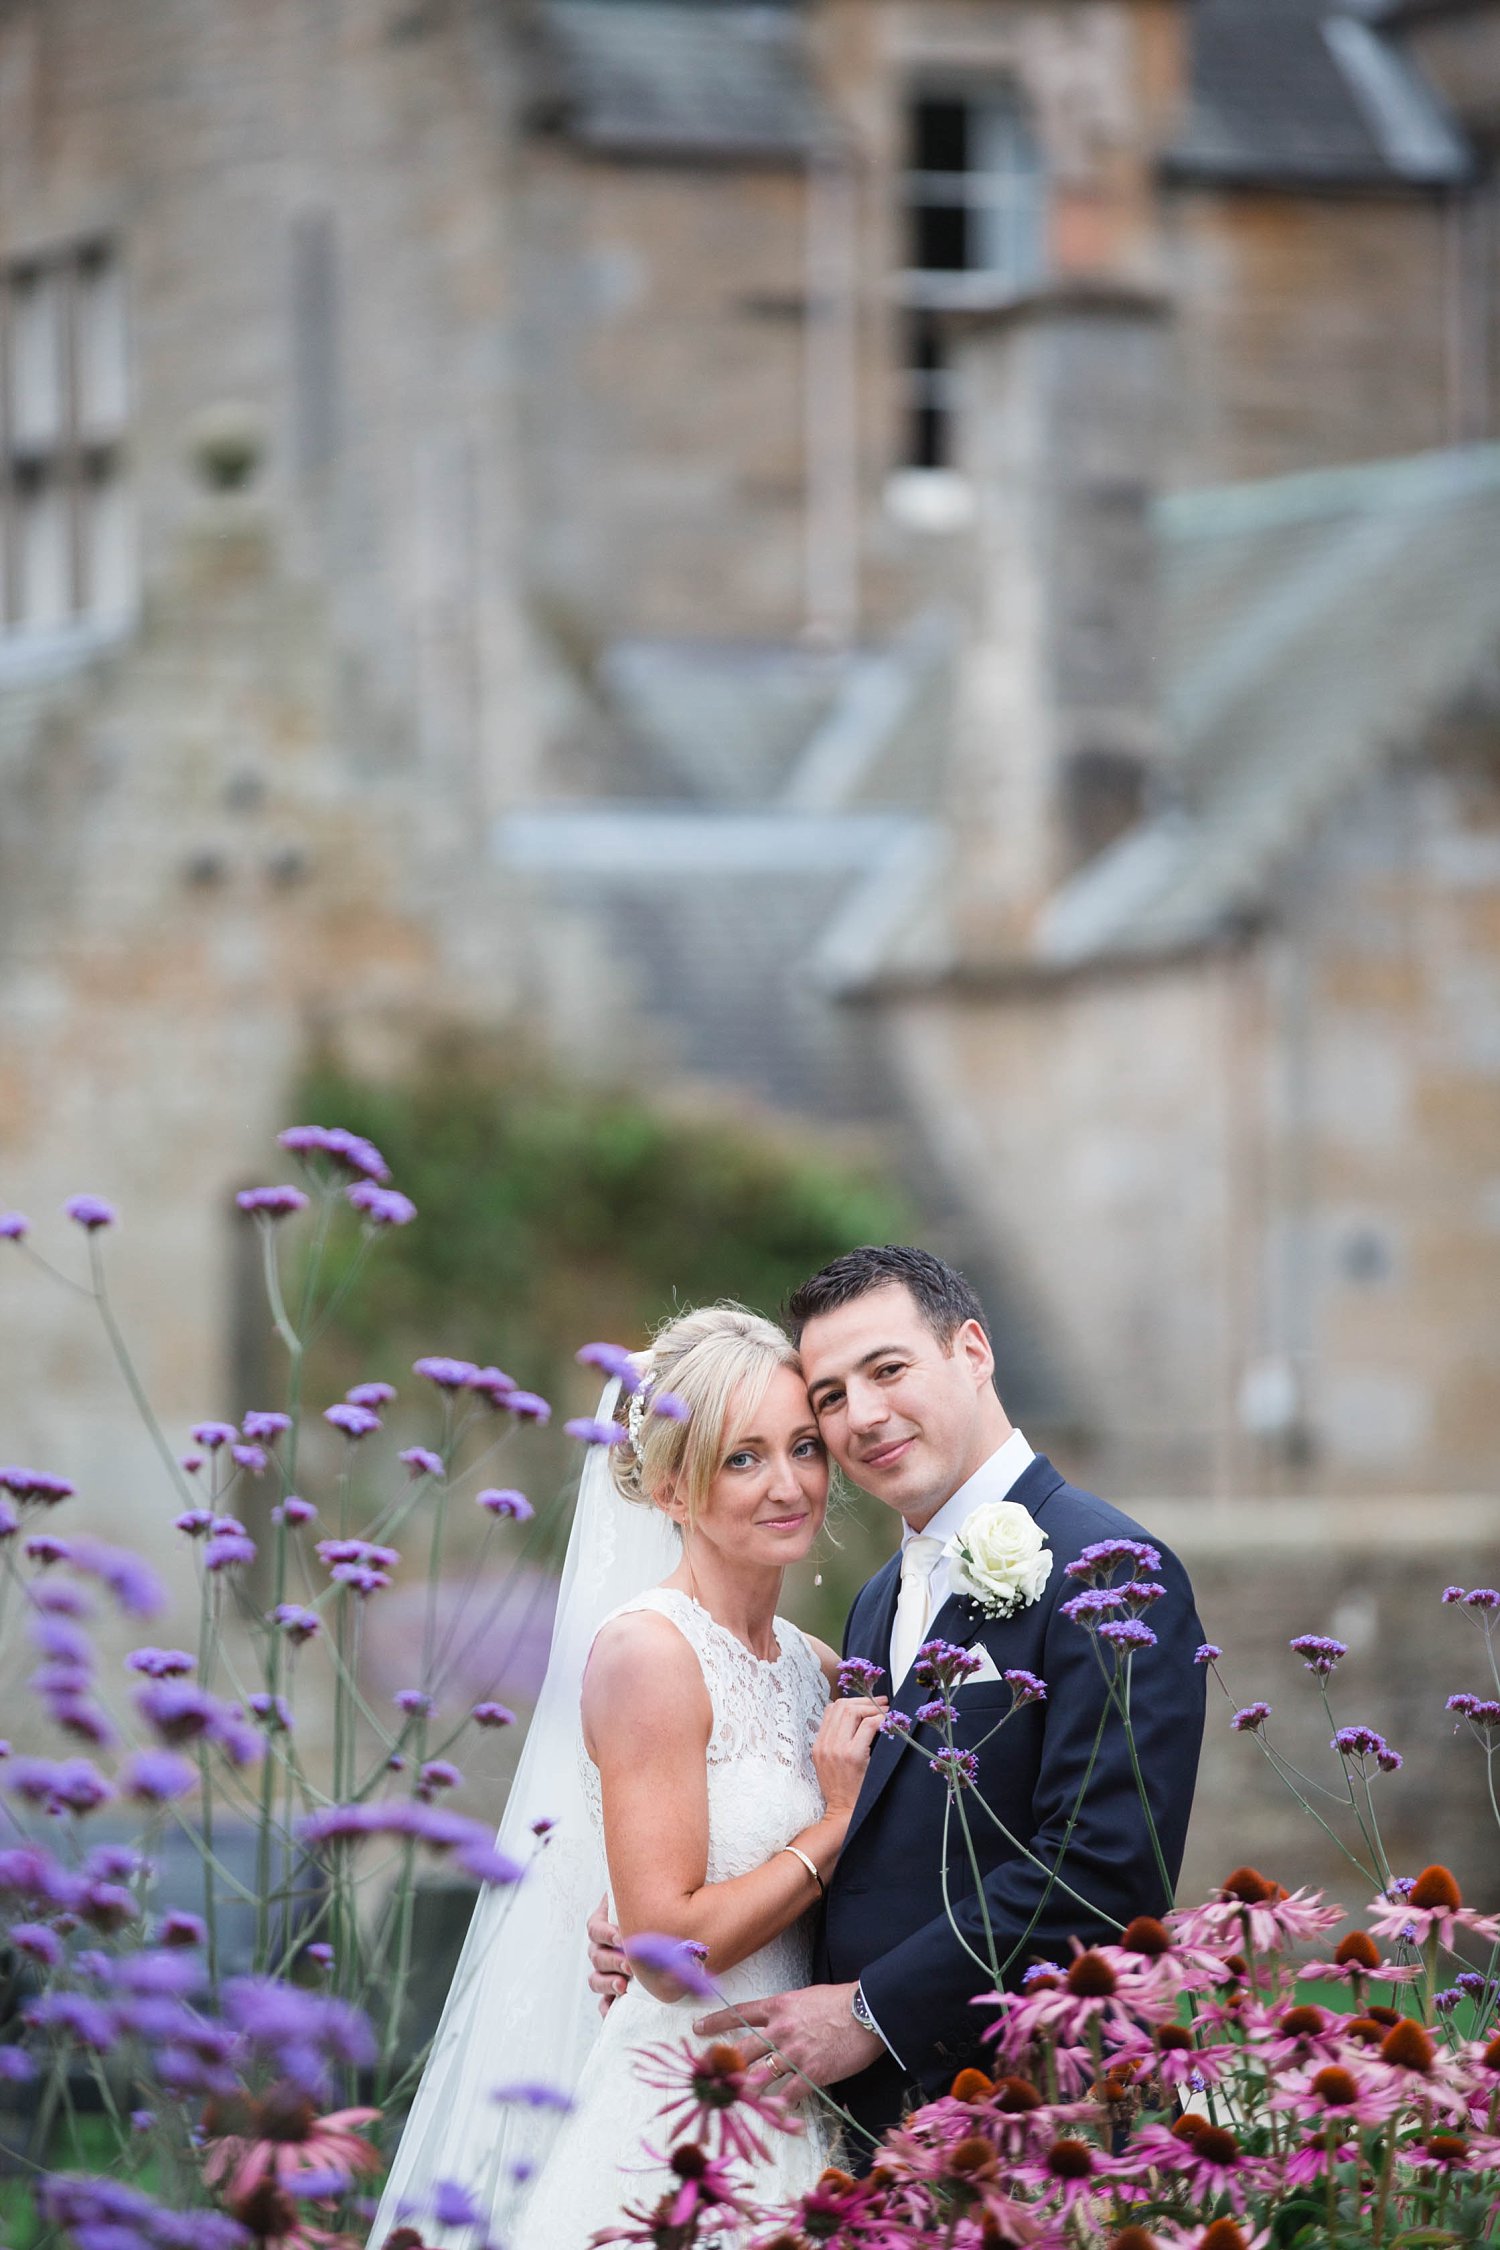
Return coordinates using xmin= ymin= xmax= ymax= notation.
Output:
xmin=581 ymin=1586 xmax=830 ymax=2000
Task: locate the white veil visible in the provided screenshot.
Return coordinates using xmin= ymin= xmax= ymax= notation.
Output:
xmin=368 ymin=1380 xmax=682 ymax=2248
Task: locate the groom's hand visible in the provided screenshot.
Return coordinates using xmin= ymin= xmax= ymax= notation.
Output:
xmin=587 ymin=1895 xmax=630 ymax=2016
xmin=693 ymin=1984 xmax=883 ymax=2101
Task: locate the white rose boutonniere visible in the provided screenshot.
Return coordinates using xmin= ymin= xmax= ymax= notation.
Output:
xmin=945 ymin=1500 xmax=1053 ymax=1623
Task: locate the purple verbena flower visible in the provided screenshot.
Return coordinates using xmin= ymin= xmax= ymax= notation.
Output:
xmin=477 ymin=1488 xmax=532 ymax=1520
xmin=158 ymin=1911 xmax=206 ymax=1948
xmin=1464 ymin=1588 xmax=1500 ymax=1612
xmin=0 ymin=1498 xmax=16 ymax=1541
xmin=229 ymin=1443 xmax=266 ymax=1476
xmin=492 ymin=2082 xmax=574 ymax=2110
xmin=431 ymin=2183 xmax=483 ymax=2231
xmin=913 ymin=1639 xmax=982 ymax=1689
xmin=1232 ymin=1702 xmax=1272 ymax=1732
xmin=413 ymin=1355 xmax=479 ymax=1391
xmin=174 ymin=1509 xmax=212 ymax=1536
xmin=928 ymin=1747 xmax=980 ymax=1788
xmin=347 ymin=1381 xmax=397 ymax=1409
xmin=278 ymin=1124 xmax=390 ymax=1184
xmin=471 ymin=1703 xmax=515 ymax=1728
xmin=347 ymin=1181 xmax=416 ymax=1227
xmin=623 ymin=1933 xmax=715 ymax=1997
xmin=0 ymin=1466 xmax=75 ymax=1506
xmin=649 ymin=1390 xmax=690 ymax=1423
xmin=1060 ymin=1588 xmax=1125 ymax=1623
xmin=564 ymin=1415 xmax=627 ymax=1448
xmin=469 ymin=1364 xmax=518 ymax=1406
xmin=1097 ymin=1619 xmax=1158 ymax=1650
xmin=1063 ymin=1536 xmax=1162 ymax=1583
xmin=1332 ymin=1725 xmax=1402 ymax=1772
xmin=4 ymin=1757 xmax=115 ymax=1815
xmin=191 ymin=1422 xmax=238 ymax=1451
xmin=1447 ymin=1693 xmax=1500 ymax=1731
xmin=273 ymin=1494 xmax=317 ymax=1527
xmin=305 ymin=1943 xmax=334 ymax=1969
xmin=249 ymin=1694 xmax=294 ymax=1732
xmin=26 ymin=1990 xmax=117 ymax=2049
xmin=241 ymin=1410 xmax=292 ymax=1442
xmin=1442 ymin=1585 xmax=1466 ymax=1604
xmin=506 ymin=1390 xmax=551 ymax=1424
xmin=0 ymin=2045 xmax=36 ymax=2082
xmin=576 ymin=1341 xmax=641 ymax=1389
xmin=8 ymin=1921 xmax=64 ymax=1969
xmin=1120 ymin=1581 xmax=1166 ymax=1606
xmin=400 ymin=1447 xmax=445 ymax=1480
xmin=317 ymin=1537 xmax=399 ymax=1571
xmin=68 ymin=1539 xmax=164 ymax=1616
xmin=24 ymin=1534 xmax=70 ymax=1566
xmin=878 ymin=1709 xmax=913 ymax=1738
xmin=1005 ymin=1668 xmax=1048 ymax=1703
xmin=1290 ymin=1634 xmax=1349 ymax=1675
xmin=134 ymin=1680 xmax=231 ymax=1746
xmin=329 ymin=1562 xmax=389 ymax=1595
xmin=1195 ymin=1643 xmax=1223 ymax=1665
xmin=204 ymin=1531 xmax=257 ymax=1572
xmin=395 ymin=1689 xmax=433 ymax=1717
xmin=915 ymin=1698 xmax=959 ymax=1727
xmin=235 ymin=1185 xmax=310 ymax=1219
xmin=323 ymin=1401 xmax=380 ymax=1440
xmin=124 ymin=1751 xmax=199 ymax=1804
xmin=273 ymin=1604 xmax=321 ymax=1643
xmin=29 ymin=1581 xmax=89 ymax=1617
xmin=0 ymin=1212 xmax=30 ymax=1240
xmin=418 ymin=1760 xmax=462 ymax=1796
xmin=63 ymin=1195 xmax=116 ymax=1232
xmin=836 ymin=1658 xmax=885 ymax=1699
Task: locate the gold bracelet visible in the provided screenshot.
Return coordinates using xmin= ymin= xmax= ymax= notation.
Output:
xmin=781 ymin=1844 xmax=825 ymax=1896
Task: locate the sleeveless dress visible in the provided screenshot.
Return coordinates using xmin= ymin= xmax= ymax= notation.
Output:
xmin=513 ymin=1588 xmax=836 ymax=2250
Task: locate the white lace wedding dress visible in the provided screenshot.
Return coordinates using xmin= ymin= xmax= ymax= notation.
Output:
xmin=514 ymin=1588 xmax=837 ymax=2250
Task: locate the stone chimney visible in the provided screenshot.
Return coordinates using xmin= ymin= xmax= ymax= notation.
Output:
xmin=943 ymin=282 xmax=1171 ymax=962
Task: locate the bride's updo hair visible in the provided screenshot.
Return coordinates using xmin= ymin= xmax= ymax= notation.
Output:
xmin=609 ymin=1304 xmax=803 ymax=1525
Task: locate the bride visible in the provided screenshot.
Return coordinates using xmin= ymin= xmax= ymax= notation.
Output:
xmin=369 ymin=1306 xmax=886 ymax=2250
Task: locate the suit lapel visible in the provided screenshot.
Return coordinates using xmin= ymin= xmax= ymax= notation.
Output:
xmin=837 ymin=1456 xmax=1068 ymax=1860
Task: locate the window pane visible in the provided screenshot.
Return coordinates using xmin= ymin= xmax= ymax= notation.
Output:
xmin=18 ymin=472 xmax=73 ymax=627
xmin=911 ymin=96 xmax=967 ymax=174
xmin=84 ymin=462 xmax=134 ymax=621
xmin=911 ymin=198 xmax=969 ymax=273
xmin=968 ymin=93 xmax=1043 ymax=282
xmin=77 ymin=251 xmax=129 ymax=440
xmin=9 ymin=269 xmax=67 ymax=453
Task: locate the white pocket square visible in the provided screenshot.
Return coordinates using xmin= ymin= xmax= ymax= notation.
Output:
xmin=959 ymin=1645 xmax=1003 ymax=1686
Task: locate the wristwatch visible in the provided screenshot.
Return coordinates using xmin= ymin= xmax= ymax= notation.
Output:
xmin=850 ymin=1981 xmax=878 ymax=2036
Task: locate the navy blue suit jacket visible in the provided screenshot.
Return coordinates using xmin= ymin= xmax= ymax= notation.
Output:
xmin=816 ymin=1455 xmax=1205 ymax=2145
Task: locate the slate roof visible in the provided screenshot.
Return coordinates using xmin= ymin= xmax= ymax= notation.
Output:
xmin=1168 ymin=0 xmax=1471 ymax=185
xmin=539 ymin=1 xmax=825 ymax=160
xmin=1036 ymin=445 xmax=1500 ymax=965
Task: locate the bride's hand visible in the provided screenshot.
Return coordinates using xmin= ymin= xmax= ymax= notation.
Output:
xmin=587 ymin=1894 xmax=630 ymax=2015
xmin=811 ymin=1695 xmax=887 ymax=1819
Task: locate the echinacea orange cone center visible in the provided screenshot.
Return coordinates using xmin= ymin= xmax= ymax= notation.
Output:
xmin=1221 ymin=1866 xmax=1279 ymax=1905
xmin=950 ymin=2068 xmax=994 ymax=2103
xmin=1380 ymin=2019 xmax=1435 ymax=2072
xmin=1199 ymin=2224 xmax=1250 ymax=2250
xmin=1335 ymin=1929 xmax=1381 ymax=1969
xmin=1408 ymin=1864 xmax=1462 ymax=1911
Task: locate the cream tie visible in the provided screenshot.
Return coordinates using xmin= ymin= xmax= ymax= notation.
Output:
xmin=889 ymin=1533 xmax=947 ymax=1690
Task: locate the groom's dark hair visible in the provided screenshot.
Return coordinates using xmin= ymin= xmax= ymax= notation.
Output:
xmin=786 ymin=1244 xmax=991 ymax=1351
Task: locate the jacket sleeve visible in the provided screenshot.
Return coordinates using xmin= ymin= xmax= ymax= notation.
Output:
xmin=855 ymin=1545 xmax=1205 ymax=2090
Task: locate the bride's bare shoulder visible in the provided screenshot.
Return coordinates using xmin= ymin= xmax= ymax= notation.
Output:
xmin=584 ymin=1605 xmax=703 ymax=1699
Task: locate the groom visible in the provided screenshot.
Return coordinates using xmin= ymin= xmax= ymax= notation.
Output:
xmin=593 ymin=1245 xmax=1206 ymax=2145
